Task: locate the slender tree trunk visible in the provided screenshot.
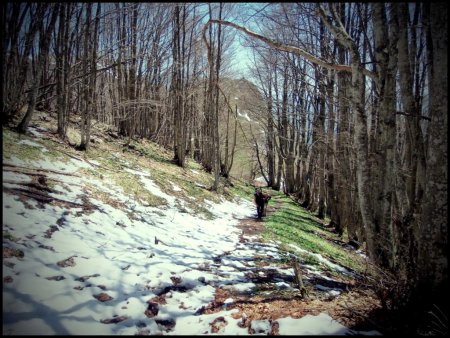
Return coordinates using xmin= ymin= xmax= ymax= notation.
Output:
xmin=56 ymin=3 xmax=68 ymax=139
xmin=223 ymin=95 xmax=230 ymax=175
xmin=79 ymin=3 xmax=100 ymax=150
xmin=172 ymin=5 xmax=185 ymax=167
xmin=267 ymin=76 xmax=275 ymax=187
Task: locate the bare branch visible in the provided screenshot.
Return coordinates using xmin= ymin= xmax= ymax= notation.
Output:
xmin=203 ymin=19 xmax=353 ymax=73
xmin=395 ymin=111 xmax=431 ymax=121
xmin=315 ymin=5 xmax=376 ymax=79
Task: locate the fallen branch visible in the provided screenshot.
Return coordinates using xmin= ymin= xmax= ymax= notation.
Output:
xmin=3 ymin=186 xmax=84 ymax=208
xmin=46 ymin=142 xmax=105 ymax=170
xmin=3 ymin=180 xmax=60 ymax=193
xmin=395 ymin=111 xmax=431 ymax=121
xmin=3 ymin=176 xmax=83 ymax=188
xmin=154 ymin=236 xmax=169 ymax=246
xmin=3 ymin=163 xmax=80 ymax=177
xmin=52 ymin=147 xmax=87 ymax=163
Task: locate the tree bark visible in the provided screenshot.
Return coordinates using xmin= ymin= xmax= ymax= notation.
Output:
xmin=371 ymin=3 xmax=398 ymax=269
xmin=415 ymin=1 xmax=448 ymax=306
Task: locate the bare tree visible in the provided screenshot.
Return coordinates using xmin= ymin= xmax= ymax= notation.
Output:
xmin=17 ymin=4 xmax=59 ymax=133
xmin=78 ymin=3 xmax=101 ymax=150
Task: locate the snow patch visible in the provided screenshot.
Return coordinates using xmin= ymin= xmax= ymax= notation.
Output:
xmin=17 ymin=139 xmax=49 ymax=152
xmin=3 ymin=137 xmax=380 ymax=335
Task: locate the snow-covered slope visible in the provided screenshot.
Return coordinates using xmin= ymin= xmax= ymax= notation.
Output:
xmin=3 ymin=125 xmax=379 ymax=335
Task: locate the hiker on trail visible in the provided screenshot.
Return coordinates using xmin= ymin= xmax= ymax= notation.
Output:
xmin=254 ymin=188 xmax=271 ymax=220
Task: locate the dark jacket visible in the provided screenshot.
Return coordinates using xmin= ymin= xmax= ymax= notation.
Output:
xmin=254 ymin=191 xmax=270 ymax=206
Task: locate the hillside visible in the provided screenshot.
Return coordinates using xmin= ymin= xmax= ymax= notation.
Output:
xmin=218 ymin=77 xmax=267 ymax=182
xmin=3 ymin=112 xmax=381 ymax=335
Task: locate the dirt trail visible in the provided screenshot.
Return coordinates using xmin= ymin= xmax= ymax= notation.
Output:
xmin=236 ymin=197 xmax=282 ymax=237
xmin=201 ymin=199 xmax=383 ymax=334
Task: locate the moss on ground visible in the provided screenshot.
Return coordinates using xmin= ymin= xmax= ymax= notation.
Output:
xmin=3 ymin=230 xmax=20 ymax=242
xmin=263 ymin=195 xmax=367 ymax=274
xmin=3 ymin=128 xmax=66 ymax=163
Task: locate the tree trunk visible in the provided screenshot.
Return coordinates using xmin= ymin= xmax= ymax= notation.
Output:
xmin=79 ymin=3 xmax=100 ymax=150
xmin=56 ymin=3 xmax=69 ymax=139
xmin=415 ymin=1 xmax=448 ymax=307
xmin=266 ymin=77 xmax=275 ymax=187
xmin=371 ymin=3 xmax=398 ymax=269
xmin=172 ymin=5 xmax=185 ymax=167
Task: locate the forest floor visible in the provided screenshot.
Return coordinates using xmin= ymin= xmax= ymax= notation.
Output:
xmin=3 ymin=111 xmax=388 ymax=334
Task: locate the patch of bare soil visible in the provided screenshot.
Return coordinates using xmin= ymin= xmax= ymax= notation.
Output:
xmin=3 ymin=247 xmax=25 ymax=259
xmin=236 ymin=216 xmax=264 ymax=241
xmin=94 ymin=292 xmax=114 ymax=302
xmin=235 ymin=201 xmax=275 ymax=239
xmin=206 ymin=287 xmax=381 ymax=330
